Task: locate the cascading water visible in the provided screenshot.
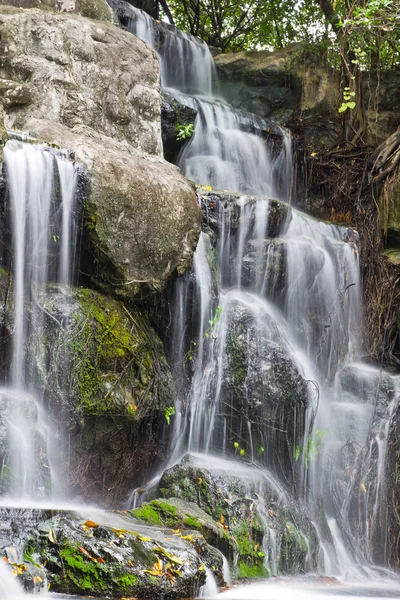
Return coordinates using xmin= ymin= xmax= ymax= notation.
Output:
xmin=128 ymin=7 xmax=400 ymax=586
xmin=0 ymin=139 xmax=77 ymax=500
xmin=127 ymin=9 xmax=291 ymax=199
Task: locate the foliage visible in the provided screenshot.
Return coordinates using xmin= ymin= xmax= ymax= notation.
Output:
xmin=338 ymin=87 xmax=356 ymax=113
xmin=164 ymin=406 xmax=175 ymax=425
xmin=159 ymin=0 xmax=400 ymax=74
xmin=294 ymin=429 xmax=327 ymax=469
xmin=176 ymin=123 xmax=194 ymax=141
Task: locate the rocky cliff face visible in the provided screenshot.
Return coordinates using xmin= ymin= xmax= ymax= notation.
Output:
xmin=0 ymin=2 xmax=200 ymax=507
xmin=0 ymin=5 xmax=200 ymax=296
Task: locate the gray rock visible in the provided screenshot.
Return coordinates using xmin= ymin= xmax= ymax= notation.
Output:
xmin=158 ymin=454 xmax=321 ymax=578
xmin=0 ymin=0 xmax=113 ymax=22
xmin=0 ymin=506 xmax=207 ymax=597
xmin=22 ymin=120 xmax=201 ymax=298
xmin=0 ymin=8 xmax=161 ymax=155
xmin=199 ymin=190 xmax=291 ymax=238
xmin=161 ymin=92 xmax=197 ymax=164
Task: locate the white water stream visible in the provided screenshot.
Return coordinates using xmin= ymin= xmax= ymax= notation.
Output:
xmin=0 ymin=7 xmax=398 ymax=599
xmin=128 ymin=7 xmax=400 ymax=594
xmin=1 ymin=140 xmax=76 ymax=500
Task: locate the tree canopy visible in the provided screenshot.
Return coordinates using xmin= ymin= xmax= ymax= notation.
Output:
xmin=157 ymin=0 xmax=400 ymax=69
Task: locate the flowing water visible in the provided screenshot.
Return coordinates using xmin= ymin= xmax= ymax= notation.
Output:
xmin=0 ymin=139 xmax=77 ymax=501
xmin=127 ymin=10 xmax=291 ymax=199
xmin=0 ymin=7 xmax=398 ymax=599
xmin=127 ymin=6 xmax=400 ymax=593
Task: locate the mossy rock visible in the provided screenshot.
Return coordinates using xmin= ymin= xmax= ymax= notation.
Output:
xmin=133 ymin=498 xmax=232 ymax=560
xmin=15 ymin=508 xmax=207 ymax=598
xmin=26 ymin=284 xmax=175 ymax=505
xmin=157 ymin=455 xmax=321 ymax=579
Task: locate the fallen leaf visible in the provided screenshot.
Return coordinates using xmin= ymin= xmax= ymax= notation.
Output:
xmin=84 ymin=520 xmax=99 ymax=528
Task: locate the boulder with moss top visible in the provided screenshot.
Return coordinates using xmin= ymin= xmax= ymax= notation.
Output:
xmin=25 ymin=284 xmax=175 ymax=505
xmin=155 ymin=455 xmax=321 ymax=578
xmin=0 ymin=507 xmax=211 ymax=598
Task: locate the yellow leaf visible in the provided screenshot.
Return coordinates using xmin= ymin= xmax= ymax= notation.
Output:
xmin=361 ymin=483 xmax=367 ymax=493
xmin=144 ymin=570 xmax=163 ymax=577
xmin=33 ymin=576 xmax=43 ymax=584
xmin=47 ymin=529 xmax=57 ymax=544
xmin=135 ymin=534 xmax=151 ymax=542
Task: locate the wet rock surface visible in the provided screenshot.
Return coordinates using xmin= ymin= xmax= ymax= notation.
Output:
xmin=24 ymin=284 xmax=175 ymax=506
xmin=161 ymin=92 xmax=197 ymax=163
xmin=155 ymin=454 xmax=321 ymax=578
xmin=0 ymin=507 xmax=209 ymax=598
xmin=199 ymin=190 xmax=291 ymax=238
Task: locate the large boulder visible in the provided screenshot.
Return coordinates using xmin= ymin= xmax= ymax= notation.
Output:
xmin=26 ymin=284 xmax=176 ymax=505
xmin=22 ymin=120 xmax=200 ymax=297
xmin=0 ymin=7 xmax=160 ymax=154
xmin=0 ymin=0 xmax=113 ymax=21
xmin=0 ymin=507 xmax=209 ymax=598
xmin=0 ymin=4 xmax=201 ymax=296
xmin=214 ymin=45 xmax=338 ymax=123
xmin=155 ymin=454 xmax=321 ymax=578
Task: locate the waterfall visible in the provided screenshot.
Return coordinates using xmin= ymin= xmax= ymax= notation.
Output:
xmin=127 ymin=9 xmax=291 ymax=198
xmin=1 ymin=139 xmax=77 ymax=500
xmin=126 ymin=8 xmax=400 ymax=579
xmin=0 ymin=559 xmax=25 ymax=598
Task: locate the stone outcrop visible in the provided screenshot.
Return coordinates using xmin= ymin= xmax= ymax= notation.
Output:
xmin=25 ymin=119 xmax=200 ymax=297
xmin=155 ymin=454 xmax=321 ymax=578
xmin=0 ymin=7 xmax=160 ymax=154
xmin=0 ymin=6 xmax=201 ymax=296
xmin=23 ymin=284 xmax=175 ymax=505
xmin=215 ymin=45 xmax=400 ymax=145
xmin=0 ymin=0 xmax=113 ymax=21
xmin=214 ymin=44 xmax=338 ymax=124
xmin=0 ymin=507 xmax=215 ymax=597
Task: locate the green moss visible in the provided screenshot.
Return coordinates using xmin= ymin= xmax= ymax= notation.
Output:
xmin=237 ymin=561 xmax=268 ymax=579
xmin=132 ymin=500 xmax=180 ymax=528
xmin=184 ymin=516 xmax=202 ymax=529
xmin=279 ymin=521 xmax=309 ymax=574
xmin=59 ymin=544 xmax=107 ymax=592
xmin=113 ymin=573 xmax=138 ymax=589
xmin=69 ymin=288 xmax=157 ymax=415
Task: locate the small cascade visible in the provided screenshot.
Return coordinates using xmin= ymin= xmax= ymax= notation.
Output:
xmin=199 ymin=567 xmax=219 ymax=598
xmin=127 ymin=9 xmax=291 ymax=198
xmin=0 ymin=559 xmax=25 ymax=598
xmin=1 ymin=139 xmax=77 ymax=500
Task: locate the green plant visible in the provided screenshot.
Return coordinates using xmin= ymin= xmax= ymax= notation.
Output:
xmin=176 ymin=124 xmax=194 ymax=141
xmin=185 ymin=339 xmax=197 ymax=362
xmin=185 ymin=306 xmax=223 ymax=363
xmin=204 ymin=305 xmax=223 ymax=339
xmin=294 ymin=429 xmax=327 ymax=469
xmin=338 ymin=87 xmax=356 ymax=113
xmin=164 ymin=406 xmax=175 ymax=425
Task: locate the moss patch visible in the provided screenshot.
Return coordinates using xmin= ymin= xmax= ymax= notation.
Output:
xmin=132 ymin=500 xmax=180 ymax=528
